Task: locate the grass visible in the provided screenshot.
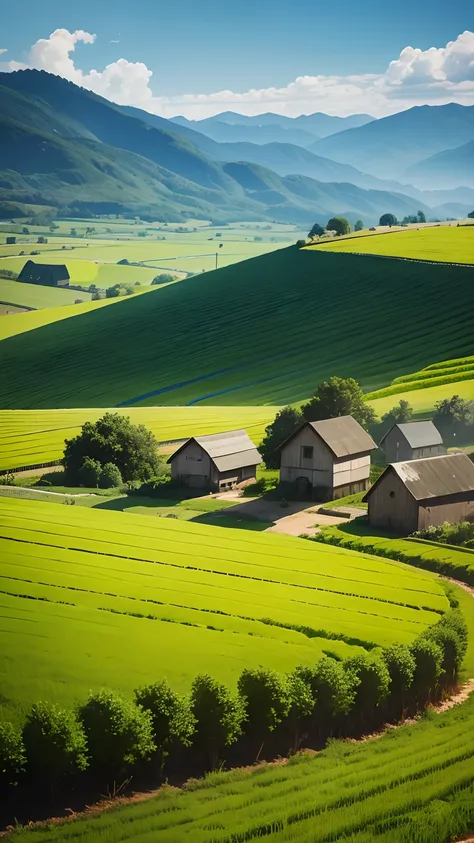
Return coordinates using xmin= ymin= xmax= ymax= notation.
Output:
xmin=0 ymin=256 xmax=159 ymax=288
xmin=320 ymin=491 xmax=367 ymax=510
xmin=0 ymin=496 xmax=448 ymax=726
xmin=310 ymin=224 xmax=474 ymax=264
xmin=1 ymin=247 xmax=473 ymax=408
xmin=367 ymin=378 xmax=474 ymax=418
xmin=0 ymin=406 xmax=278 ymax=470
xmin=0 ymin=277 xmax=92 ymax=309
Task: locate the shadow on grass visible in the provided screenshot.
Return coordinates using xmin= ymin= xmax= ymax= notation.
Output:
xmin=191 ymin=513 xmax=273 ymax=531
xmin=333 ymin=516 xmax=406 ymax=540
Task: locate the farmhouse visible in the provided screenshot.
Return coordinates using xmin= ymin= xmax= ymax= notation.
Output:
xmin=6 ymin=236 xmax=16 ymax=245
xmin=279 ymin=415 xmax=376 ymax=500
xmin=168 ymin=429 xmax=262 ymax=491
xmin=379 ymin=420 xmax=445 ymax=463
xmin=364 ymin=453 xmax=474 ymax=534
xmin=18 ymin=260 xmax=70 ymax=287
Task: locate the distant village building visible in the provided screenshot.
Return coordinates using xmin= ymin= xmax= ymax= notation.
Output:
xmin=364 ymin=453 xmax=474 ymax=534
xmin=279 ymin=415 xmax=377 ymax=501
xmin=168 ymin=429 xmax=262 ymax=491
xmin=6 ymin=236 xmax=16 ymax=245
xmin=379 ymin=421 xmax=445 ymax=464
xmin=18 ymin=261 xmax=70 ymax=287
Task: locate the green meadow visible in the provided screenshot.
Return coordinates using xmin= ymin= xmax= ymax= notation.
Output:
xmin=310 ymin=224 xmax=474 ymax=263
xmin=0 ymin=277 xmax=92 ymax=309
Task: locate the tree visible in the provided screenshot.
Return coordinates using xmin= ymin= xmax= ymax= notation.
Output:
xmin=433 ymin=395 xmax=474 ymax=445
xmin=379 ymin=213 xmax=398 ymax=227
xmin=285 ymin=671 xmax=315 ymax=750
xmin=77 ymin=456 xmax=102 ymax=488
xmin=409 ymin=639 xmax=443 ymax=704
xmin=302 ymin=376 xmax=377 ymax=431
xmin=417 ymin=210 xmax=426 ymax=223
xmin=22 ymin=703 xmax=88 ymax=788
xmin=134 ymin=681 xmax=195 ymax=772
xmin=294 ymin=658 xmax=354 ymax=741
xmin=354 ymin=220 xmax=364 ymax=232
xmin=238 ymin=668 xmax=290 ymax=742
xmin=99 ymin=462 xmax=123 ymax=489
xmin=78 ymin=690 xmax=155 ymax=774
xmin=468 ymin=211 xmax=474 ymax=219
xmin=344 ymin=654 xmax=391 ymax=729
xmin=63 ymin=413 xmax=162 ymax=484
xmin=190 ymin=675 xmax=244 ymax=769
xmin=22 ymin=227 xmax=29 ymax=235
xmin=258 ymin=407 xmax=304 ymax=469
xmin=308 ymin=222 xmax=325 ymax=238
xmin=0 ymin=722 xmax=25 ymax=789
xmin=326 ymin=217 xmax=350 ymax=236
xmin=382 ymin=644 xmax=415 ymax=717
xmin=377 ymin=400 xmax=413 ymax=439
xmin=152 ymin=273 xmax=175 ymax=285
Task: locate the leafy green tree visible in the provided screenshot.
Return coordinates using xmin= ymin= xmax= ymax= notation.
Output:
xmin=190 ymin=675 xmax=244 ymax=769
xmin=135 ymin=681 xmax=195 ymax=771
xmin=99 ymin=462 xmax=123 ymax=489
xmin=379 ymin=213 xmax=398 ymax=227
xmin=354 ymin=220 xmax=364 ymax=231
xmin=410 ymin=639 xmax=443 ymax=703
xmin=382 ymin=644 xmax=415 ymax=717
xmin=152 ymin=273 xmax=175 ymax=285
xmin=238 ymin=668 xmax=290 ymax=740
xmin=433 ymin=395 xmax=474 ymax=445
xmin=258 ymin=406 xmax=304 ymax=469
xmin=344 ymin=654 xmax=391 ymax=728
xmin=326 ymin=217 xmax=350 ymax=236
xmin=22 ymin=703 xmax=88 ymax=788
xmin=63 ymin=413 xmax=161 ymax=483
xmin=285 ymin=670 xmax=316 ymax=749
xmin=468 ymin=211 xmax=474 ymax=219
xmin=377 ymin=400 xmax=413 ymax=439
xmin=426 ymin=612 xmax=468 ymax=684
xmin=302 ymin=376 xmax=377 ymax=431
xmin=417 ymin=210 xmax=426 ymax=223
xmin=295 ymin=657 xmax=354 ymax=738
xmin=78 ymin=456 xmax=102 ymax=487
xmin=308 ymin=223 xmax=325 ymax=238
xmin=78 ymin=690 xmax=155 ymax=774
xmin=0 ymin=722 xmax=26 ymax=788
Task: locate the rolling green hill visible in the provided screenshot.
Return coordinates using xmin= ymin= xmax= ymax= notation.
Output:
xmin=0 ymin=247 xmax=473 ymax=409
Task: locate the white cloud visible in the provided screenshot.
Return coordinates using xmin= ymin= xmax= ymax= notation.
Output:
xmin=3 ymin=28 xmax=474 ymax=118
xmin=0 ymin=49 xmax=7 ymax=55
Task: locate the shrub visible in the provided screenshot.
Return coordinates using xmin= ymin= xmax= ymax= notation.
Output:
xmin=294 ymin=658 xmax=354 ymax=737
xmin=425 ymin=611 xmax=468 ymax=683
xmin=78 ymin=690 xmax=155 ymax=774
xmin=152 ymin=273 xmax=175 ymax=285
xmin=22 ymin=702 xmax=88 ymax=784
xmin=190 ymin=675 xmax=244 ymax=769
xmin=326 ymin=217 xmax=350 ymax=236
xmin=238 ymin=668 xmax=290 ymax=738
xmin=410 ymin=639 xmax=444 ymax=702
xmin=344 ymin=653 xmax=391 ymax=726
xmin=98 ymin=462 xmax=123 ymax=489
xmin=135 ymin=681 xmax=195 ymax=766
xmin=0 ymin=722 xmax=25 ymax=788
xmin=78 ymin=456 xmax=102 ymax=487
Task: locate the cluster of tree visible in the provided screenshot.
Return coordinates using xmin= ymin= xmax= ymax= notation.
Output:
xmin=105 ymin=283 xmax=137 ymax=298
xmin=62 ymin=413 xmax=162 ymax=487
xmin=433 ymin=395 xmax=474 ymax=445
xmin=468 ymin=211 xmax=474 ymax=219
xmin=0 ymin=610 xmax=466 ymax=809
xmin=0 ymin=269 xmax=19 ymax=281
xmin=413 ymin=517 xmax=474 ymax=549
xmin=401 ymin=211 xmax=426 ymax=225
xmin=152 ymin=273 xmax=176 ymax=285
xmin=308 ymin=217 xmax=353 ymax=239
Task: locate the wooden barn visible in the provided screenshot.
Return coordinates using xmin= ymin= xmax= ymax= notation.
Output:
xmin=168 ymin=429 xmax=262 ymax=492
xmin=279 ymin=415 xmax=376 ymax=501
xmin=18 ymin=261 xmax=70 ymax=287
xmin=364 ymin=453 xmax=474 ymax=534
xmin=379 ymin=421 xmax=445 ymax=463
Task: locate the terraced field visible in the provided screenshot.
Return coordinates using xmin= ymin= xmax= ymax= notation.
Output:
xmin=0 ymin=277 xmax=92 ymax=309
xmin=366 ymin=355 xmax=474 ymax=414
xmin=0 ymin=406 xmax=279 ymax=470
xmin=1 ymin=248 xmax=473 ymax=408
xmin=310 ymin=224 xmax=474 ymax=263
xmin=0 ymin=497 xmax=448 ymax=725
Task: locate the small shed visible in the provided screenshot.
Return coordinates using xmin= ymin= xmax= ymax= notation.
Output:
xmin=364 ymin=453 xmax=474 ymax=534
xmin=279 ymin=415 xmax=377 ymax=501
xmin=168 ymin=429 xmax=262 ymax=491
xmin=6 ymin=236 xmax=16 ymax=245
xmin=18 ymin=260 xmax=70 ymax=287
xmin=379 ymin=421 xmax=445 ymax=463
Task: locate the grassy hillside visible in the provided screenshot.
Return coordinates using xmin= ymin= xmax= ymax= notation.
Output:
xmin=0 ymin=277 xmax=91 ymax=309
xmin=0 ymin=406 xmax=279 ymax=471
xmin=366 ymin=355 xmax=474 ymax=402
xmin=310 ymin=225 xmax=474 ymax=263
xmin=0 ymin=247 xmax=473 ymax=409
xmin=0 ymin=496 xmax=447 ymax=725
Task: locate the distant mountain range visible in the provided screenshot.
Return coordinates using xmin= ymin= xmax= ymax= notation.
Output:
xmin=0 ymin=70 xmax=472 ymax=226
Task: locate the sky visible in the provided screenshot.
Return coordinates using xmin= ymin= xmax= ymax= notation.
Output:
xmin=1 ymin=0 xmax=473 ymax=118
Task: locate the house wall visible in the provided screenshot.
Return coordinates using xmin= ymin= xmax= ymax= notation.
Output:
xmin=382 ymin=428 xmax=445 ymax=463
xmin=367 ymin=470 xmax=419 ymax=534
xmin=333 ymin=454 xmax=371 ymax=494
xmin=412 ymin=445 xmax=446 ymax=460
xmin=171 ymin=441 xmax=212 ymax=488
xmin=417 ymin=497 xmax=474 ymax=530
xmin=280 ymin=427 xmax=333 ymax=495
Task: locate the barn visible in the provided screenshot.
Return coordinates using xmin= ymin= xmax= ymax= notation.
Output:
xmin=168 ymin=429 xmax=262 ymax=491
xmin=18 ymin=261 xmax=70 ymax=287
xmin=279 ymin=415 xmax=376 ymax=501
xmin=379 ymin=420 xmax=445 ymax=463
xmin=364 ymin=452 xmax=474 ymax=534
xmin=6 ymin=236 xmax=16 ymax=245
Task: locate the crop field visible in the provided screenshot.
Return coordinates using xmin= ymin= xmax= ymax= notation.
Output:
xmin=0 ymin=406 xmax=279 ymax=470
xmin=366 ymin=354 xmax=474 ymax=414
xmin=0 ymin=256 xmax=159 ymax=288
xmin=0 ymin=278 xmax=92 ymax=309
xmin=5 ymin=582 xmax=473 ymax=843
xmin=1 ymin=248 xmax=473 ymax=409
xmin=309 ymin=224 xmax=474 ymax=264
xmin=0 ymin=496 xmax=448 ymax=725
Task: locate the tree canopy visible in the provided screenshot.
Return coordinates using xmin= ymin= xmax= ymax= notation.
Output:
xmin=377 ymin=400 xmax=413 ymax=438
xmin=433 ymin=395 xmax=474 ymax=444
xmin=326 ymin=217 xmax=350 ymax=236
xmin=468 ymin=211 xmax=474 ymax=219
xmin=302 ymin=376 xmax=376 ymax=431
xmin=308 ymin=222 xmax=325 ymax=238
xmin=379 ymin=213 xmax=398 ymax=227
xmin=354 ymin=220 xmax=364 ymax=231
xmin=258 ymin=407 xmax=304 ymax=468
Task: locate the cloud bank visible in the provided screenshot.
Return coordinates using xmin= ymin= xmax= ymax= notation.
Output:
xmin=3 ymin=28 xmax=474 ymax=118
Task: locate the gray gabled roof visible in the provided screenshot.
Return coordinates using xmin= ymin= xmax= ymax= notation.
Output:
xmin=380 ymin=420 xmax=443 ymax=449
xmin=365 ymin=453 xmax=474 ymax=503
xmin=168 ymin=429 xmax=262 ymax=473
xmin=306 ymin=416 xmax=376 ymax=458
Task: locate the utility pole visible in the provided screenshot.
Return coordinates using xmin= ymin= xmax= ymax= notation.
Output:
xmin=215 ymin=252 xmax=218 ymax=270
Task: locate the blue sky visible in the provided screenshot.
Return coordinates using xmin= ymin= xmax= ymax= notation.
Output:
xmin=1 ymin=0 xmax=473 ymax=117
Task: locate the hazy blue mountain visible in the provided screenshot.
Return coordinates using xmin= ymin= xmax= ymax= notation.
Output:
xmin=169 ymin=117 xmax=318 ymax=147
xmin=172 ymin=111 xmax=374 ymax=140
xmin=405 ymin=140 xmax=474 ymax=190
xmin=309 ymin=104 xmax=474 ymax=180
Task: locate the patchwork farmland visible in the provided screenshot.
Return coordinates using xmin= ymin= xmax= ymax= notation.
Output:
xmin=1 ymin=247 xmax=473 ymax=408
xmin=0 ymin=496 xmax=449 ymax=726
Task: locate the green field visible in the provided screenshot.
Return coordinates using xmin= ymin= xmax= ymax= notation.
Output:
xmin=366 ymin=355 xmax=474 ymax=415
xmin=4 ymin=576 xmax=473 ymax=843
xmin=1 ymin=247 xmax=473 ymax=408
xmin=0 ymin=496 xmax=447 ymax=726
xmin=0 ymin=256 xmax=159 ymax=288
xmin=0 ymin=277 xmax=92 ymax=309
xmin=0 ymin=406 xmax=279 ymax=470
xmin=309 ymin=224 xmax=474 ymax=264
xmin=368 ymin=377 xmax=474 ymax=417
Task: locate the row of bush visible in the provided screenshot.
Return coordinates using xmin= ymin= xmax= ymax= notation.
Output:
xmin=413 ymin=519 xmax=474 ymax=549
xmin=0 ymin=610 xmax=467 ymax=811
